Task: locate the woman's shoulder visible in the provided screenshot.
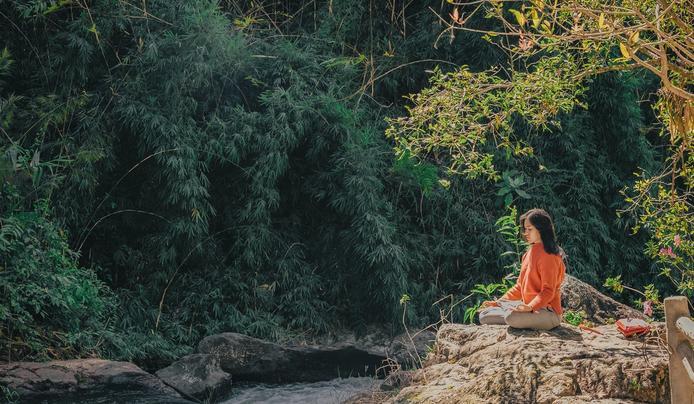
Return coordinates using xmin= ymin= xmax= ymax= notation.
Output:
xmin=530 ymin=243 xmax=545 ymax=254
xmin=532 ymin=244 xmax=564 ymax=262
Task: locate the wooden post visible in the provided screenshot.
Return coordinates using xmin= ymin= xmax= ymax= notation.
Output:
xmin=665 ymin=296 xmax=694 ymax=404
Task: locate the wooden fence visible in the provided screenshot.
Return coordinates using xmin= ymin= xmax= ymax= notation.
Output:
xmin=665 ymin=296 xmax=694 ymax=403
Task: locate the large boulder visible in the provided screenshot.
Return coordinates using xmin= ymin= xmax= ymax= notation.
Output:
xmin=561 ymin=275 xmax=645 ymax=323
xmin=290 ymin=328 xmax=436 ymax=369
xmin=198 ymin=333 xmax=295 ymax=379
xmin=388 ymin=323 xmax=669 ymax=403
xmin=197 ymin=332 xmax=386 ymax=382
xmin=155 ymin=354 xmax=232 ymax=401
xmin=0 ymin=359 xmax=191 ymax=403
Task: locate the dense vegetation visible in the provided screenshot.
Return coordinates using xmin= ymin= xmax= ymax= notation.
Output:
xmin=0 ymin=0 xmax=670 ymax=365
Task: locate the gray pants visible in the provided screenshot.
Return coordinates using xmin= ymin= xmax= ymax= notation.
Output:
xmin=478 ymin=300 xmax=561 ymax=330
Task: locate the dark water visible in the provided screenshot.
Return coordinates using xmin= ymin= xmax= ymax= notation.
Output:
xmin=221 ymin=377 xmax=379 ymax=404
xmin=32 ymin=391 xmax=192 ymax=403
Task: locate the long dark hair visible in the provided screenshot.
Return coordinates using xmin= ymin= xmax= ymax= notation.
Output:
xmin=520 ymin=208 xmax=566 ymax=258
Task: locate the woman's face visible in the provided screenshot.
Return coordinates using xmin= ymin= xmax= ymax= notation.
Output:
xmin=523 ymin=220 xmax=542 ymax=244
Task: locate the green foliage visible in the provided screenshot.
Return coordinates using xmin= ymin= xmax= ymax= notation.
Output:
xmin=0 ymin=195 xmax=116 ymax=360
xmin=460 ymin=206 xmax=521 ymax=324
xmin=394 ymin=0 xmax=692 ymax=303
xmin=0 ymin=0 xmax=670 ymax=364
xmin=628 ymin=183 xmax=693 ymax=296
xmin=463 ymin=304 xmax=481 ymax=325
xmin=386 ymin=56 xmax=584 ymax=180
xmin=496 ymin=171 xmax=531 ymax=207
xmin=494 ymin=205 xmax=527 ymax=275
xmin=1 ymin=385 xmax=19 ymax=404
xmin=393 ymin=150 xmax=440 ymax=195
xmin=471 ymin=283 xmax=508 ymax=300
xmin=563 ymin=310 xmax=587 ymax=327
xmin=605 ymin=275 xmax=664 ymax=319
xmin=643 ymin=284 xmax=661 ymax=304
xmin=604 ymin=275 xmax=625 ymax=294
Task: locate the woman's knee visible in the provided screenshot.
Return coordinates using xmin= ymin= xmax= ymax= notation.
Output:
xmin=479 ymin=308 xmax=508 ymax=325
xmin=503 ymin=311 xmax=527 ymax=328
xmin=505 ymin=310 xmax=560 ymax=330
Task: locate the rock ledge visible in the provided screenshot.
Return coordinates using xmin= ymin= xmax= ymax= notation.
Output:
xmin=386 ymin=323 xmax=668 ymax=404
xmin=0 ymin=359 xmax=190 ymax=402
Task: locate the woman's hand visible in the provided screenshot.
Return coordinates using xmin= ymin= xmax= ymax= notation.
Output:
xmin=513 ymin=304 xmax=533 ymax=313
xmin=480 ymin=300 xmax=500 ymax=309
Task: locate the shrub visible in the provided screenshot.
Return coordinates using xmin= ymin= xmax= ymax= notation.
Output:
xmin=0 ymin=194 xmax=116 ymax=360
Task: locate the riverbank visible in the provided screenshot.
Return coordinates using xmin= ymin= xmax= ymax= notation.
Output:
xmin=1 ymin=276 xmax=656 ymax=403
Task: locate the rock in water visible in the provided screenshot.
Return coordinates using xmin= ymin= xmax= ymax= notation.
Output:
xmin=198 ymin=333 xmax=294 ymax=379
xmin=156 ymin=354 xmax=232 ymax=401
xmin=388 ymin=323 xmax=668 ymax=403
xmin=197 ymin=333 xmax=387 ymax=382
xmin=0 ymin=359 xmax=190 ymax=403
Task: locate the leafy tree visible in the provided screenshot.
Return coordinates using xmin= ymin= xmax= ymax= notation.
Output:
xmin=387 ymin=0 xmax=691 ymax=296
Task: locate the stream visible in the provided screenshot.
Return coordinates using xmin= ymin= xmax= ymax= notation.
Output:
xmin=221 ymin=377 xmax=379 ymax=403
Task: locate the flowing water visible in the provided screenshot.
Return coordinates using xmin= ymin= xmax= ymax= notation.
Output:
xmin=34 ymin=376 xmax=379 ymax=403
xmin=221 ymin=377 xmax=379 ymax=404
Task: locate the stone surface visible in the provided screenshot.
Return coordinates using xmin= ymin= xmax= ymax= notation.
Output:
xmin=387 ymin=323 xmax=669 ymax=404
xmin=195 ymin=329 xmax=434 ymax=383
xmin=197 ymin=333 xmax=296 ymax=380
xmin=379 ymin=370 xmax=416 ymax=391
xmin=295 ymin=326 xmax=394 ymax=357
xmin=197 ymin=332 xmax=386 ymax=382
xmin=155 ymin=353 xmax=232 ymax=401
xmin=386 ymin=331 xmax=437 ymax=368
xmin=561 ymin=275 xmax=645 ymax=323
xmin=0 ymin=359 xmax=190 ymax=403
xmin=286 ymin=328 xmax=436 ymax=369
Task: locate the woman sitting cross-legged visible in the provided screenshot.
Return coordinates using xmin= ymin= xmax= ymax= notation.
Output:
xmin=479 ymin=208 xmax=566 ymax=331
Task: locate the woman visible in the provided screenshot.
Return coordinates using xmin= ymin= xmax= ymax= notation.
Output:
xmin=478 ymin=208 xmax=566 ymax=330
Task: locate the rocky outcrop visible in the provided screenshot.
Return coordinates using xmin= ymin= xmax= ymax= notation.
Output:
xmin=155 ymin=354 xmax=232 ymax=401
xmin=0 ymin=359 xmax=191 ymax=403
xmin=193 ymin=328 xmax=434 ymax=384
xmin=287 ymin=329 xmax=436 ymax=369
xmin=387 ymin=323 xmax=669 ymax=403
xmin=197 ymin=332 xmax=388 ymax=382
xmin=561 ymin=275 xmax=646 ymax=323
xmin=143 ymin=328 xmax=432 ymax=402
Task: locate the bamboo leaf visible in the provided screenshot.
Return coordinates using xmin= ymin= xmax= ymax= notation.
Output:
xmin=510 ymin=9 xmax=527 ymax=27
xmin=540 ymin=20 xmax=552 ymax=33
xmin=516 ymin=189 xmax=531 ymax=199
xmin=531 ymin=9 xmax=541 ymax=29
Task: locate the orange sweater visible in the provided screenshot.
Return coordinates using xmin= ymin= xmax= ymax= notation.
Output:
xmin=501 ymin=243 xmax=566 ymax=315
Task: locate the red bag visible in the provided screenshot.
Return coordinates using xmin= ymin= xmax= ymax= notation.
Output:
xmin=615 ymin=318 xmax=651 ymax=337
